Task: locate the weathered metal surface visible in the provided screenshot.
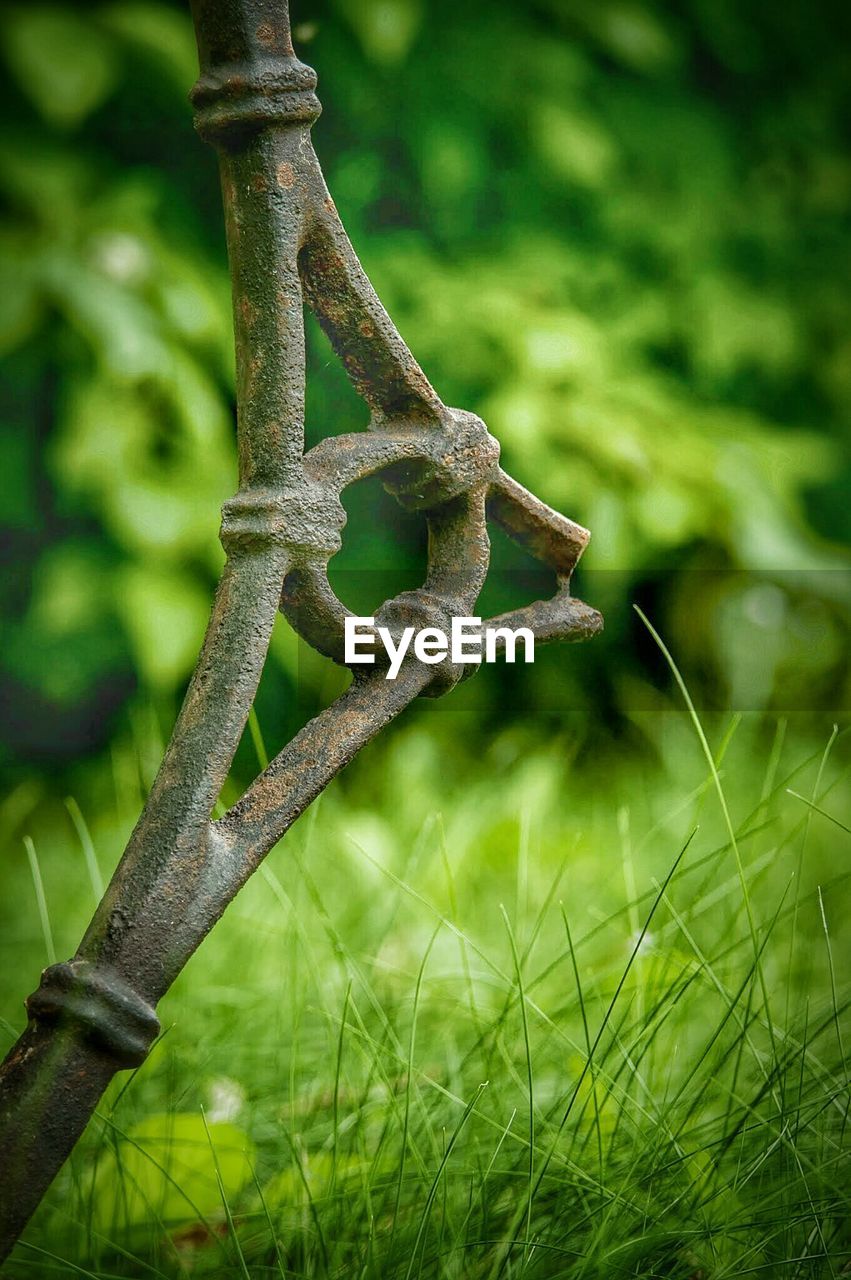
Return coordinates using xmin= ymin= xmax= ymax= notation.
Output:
xmin=0 ymin=0 xmax=601 ymax=1258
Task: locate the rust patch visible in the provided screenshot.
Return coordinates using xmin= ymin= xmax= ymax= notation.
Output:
xmin=238 ymin=295 xmax=258 ymax=329
xmin=276 ymin=161 xmax=296 ymax=190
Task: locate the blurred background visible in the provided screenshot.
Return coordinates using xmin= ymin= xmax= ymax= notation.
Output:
xmin=0 ymin=0 xmax=850 ymax=779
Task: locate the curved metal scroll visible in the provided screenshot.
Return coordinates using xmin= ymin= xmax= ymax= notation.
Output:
xmin=0 ymin=0 xmax=601 ymax=1259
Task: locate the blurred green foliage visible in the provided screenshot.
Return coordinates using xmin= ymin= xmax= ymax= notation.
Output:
xmin=0 ymin=0 xmax=849 ymax=765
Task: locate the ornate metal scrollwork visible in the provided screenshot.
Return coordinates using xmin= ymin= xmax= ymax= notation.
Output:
xmin=0 ymin=0 xmax=601 ymax=1257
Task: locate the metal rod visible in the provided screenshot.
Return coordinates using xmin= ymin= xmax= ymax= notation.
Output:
xmin=0 ymin=0 xmax=601 ymax=1258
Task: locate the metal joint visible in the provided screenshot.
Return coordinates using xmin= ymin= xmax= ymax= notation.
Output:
xmin=221 ymin=483 xmax=346 ymax=556
xmin=25 ymin=961 xmax=160 ymax=1069
xmin=191 ymin=58 xmax=321 ymax=141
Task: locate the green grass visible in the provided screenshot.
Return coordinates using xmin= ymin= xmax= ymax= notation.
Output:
xmin=1 ymin=703 xmax=849 ymax=1278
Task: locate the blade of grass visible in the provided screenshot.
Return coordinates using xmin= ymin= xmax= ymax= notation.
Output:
xmin=500 ymin=905 xmax=534 ymax=1265
xmin=200 ymin=1105 xmax=252 ymax=1280
xmin=406 ymin=1080 xmax=489 ymax=1280
xmin=248 ymin=706 xmax=269 ymax=771
xmin=634 ymin=606 xmax=778 ymax=1065
xmin=250 ymin=1165 xmax=288 ymax=1279
xmin=785 ymin=726 xmax=840 ymax=1050
xmin=16 ymin=1241 xmax=107 ymax=1280
xmin=65 ymin=798 xmax=104 ymax=902
xmin=391 ymin=926 xmax=439 ymax=1251
xmin=279 ymin=1123 xmax=331 ymax=1273
xmin=330 ymin=978 xmax=352 ymax=1195
xmin=786 ymin=790 xmax=850 ymax=835
xmin=817 ymin=886 xmax=848 ymax=1143
xmin=561 ymin=906 xmax=603 ymax=1182
xmin=24 ymin=835 xmax=55 ymax=965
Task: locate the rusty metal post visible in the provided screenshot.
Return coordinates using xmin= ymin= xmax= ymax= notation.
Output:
xmin=0 ymin=0 xmax=601 ymax=1259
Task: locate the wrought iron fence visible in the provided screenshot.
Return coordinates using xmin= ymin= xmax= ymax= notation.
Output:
xmin=0 ymin=0 xmax=601 ymax=1258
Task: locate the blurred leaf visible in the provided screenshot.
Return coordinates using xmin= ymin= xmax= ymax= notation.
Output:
xmin=0 ymin=246 xmax=41 ymax=357
xmin=0 ymin=138 xmax=94 ymax=220
xmin=30 ymin=541 xmax=113 ymax=635
xmin=263 ymin=1150 xmax=335 ymax=1209
xmin=689 ymin=276 xmax=799 ymax=379
xmin=2 ymin=614 xmax=127 ymax=706
xmin=2 ymin=6 xmax=118 ymax=128
xmin=91 ymin=1114 xmax=254 ymax=1235
xmin=590 ymin=2 xmax=681 ymax=73
xmin=98 ymin=1 xmax=198 ymax=91
xmin=334 ymin=0 xmax=423 ymax=66
xmin=115 ymin=562 xmax=210 ymax=690
xmin=0 ymin=421 xmax=37 ymax=527
xmin=534 ymin=103 xmax=619 ymax=189
xmin=44 ymin=253 xmax=171 ymax=378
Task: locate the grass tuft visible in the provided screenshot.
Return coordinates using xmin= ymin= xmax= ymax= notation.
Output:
xmin=1 ymin=701 xmax=848 ymax=1278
